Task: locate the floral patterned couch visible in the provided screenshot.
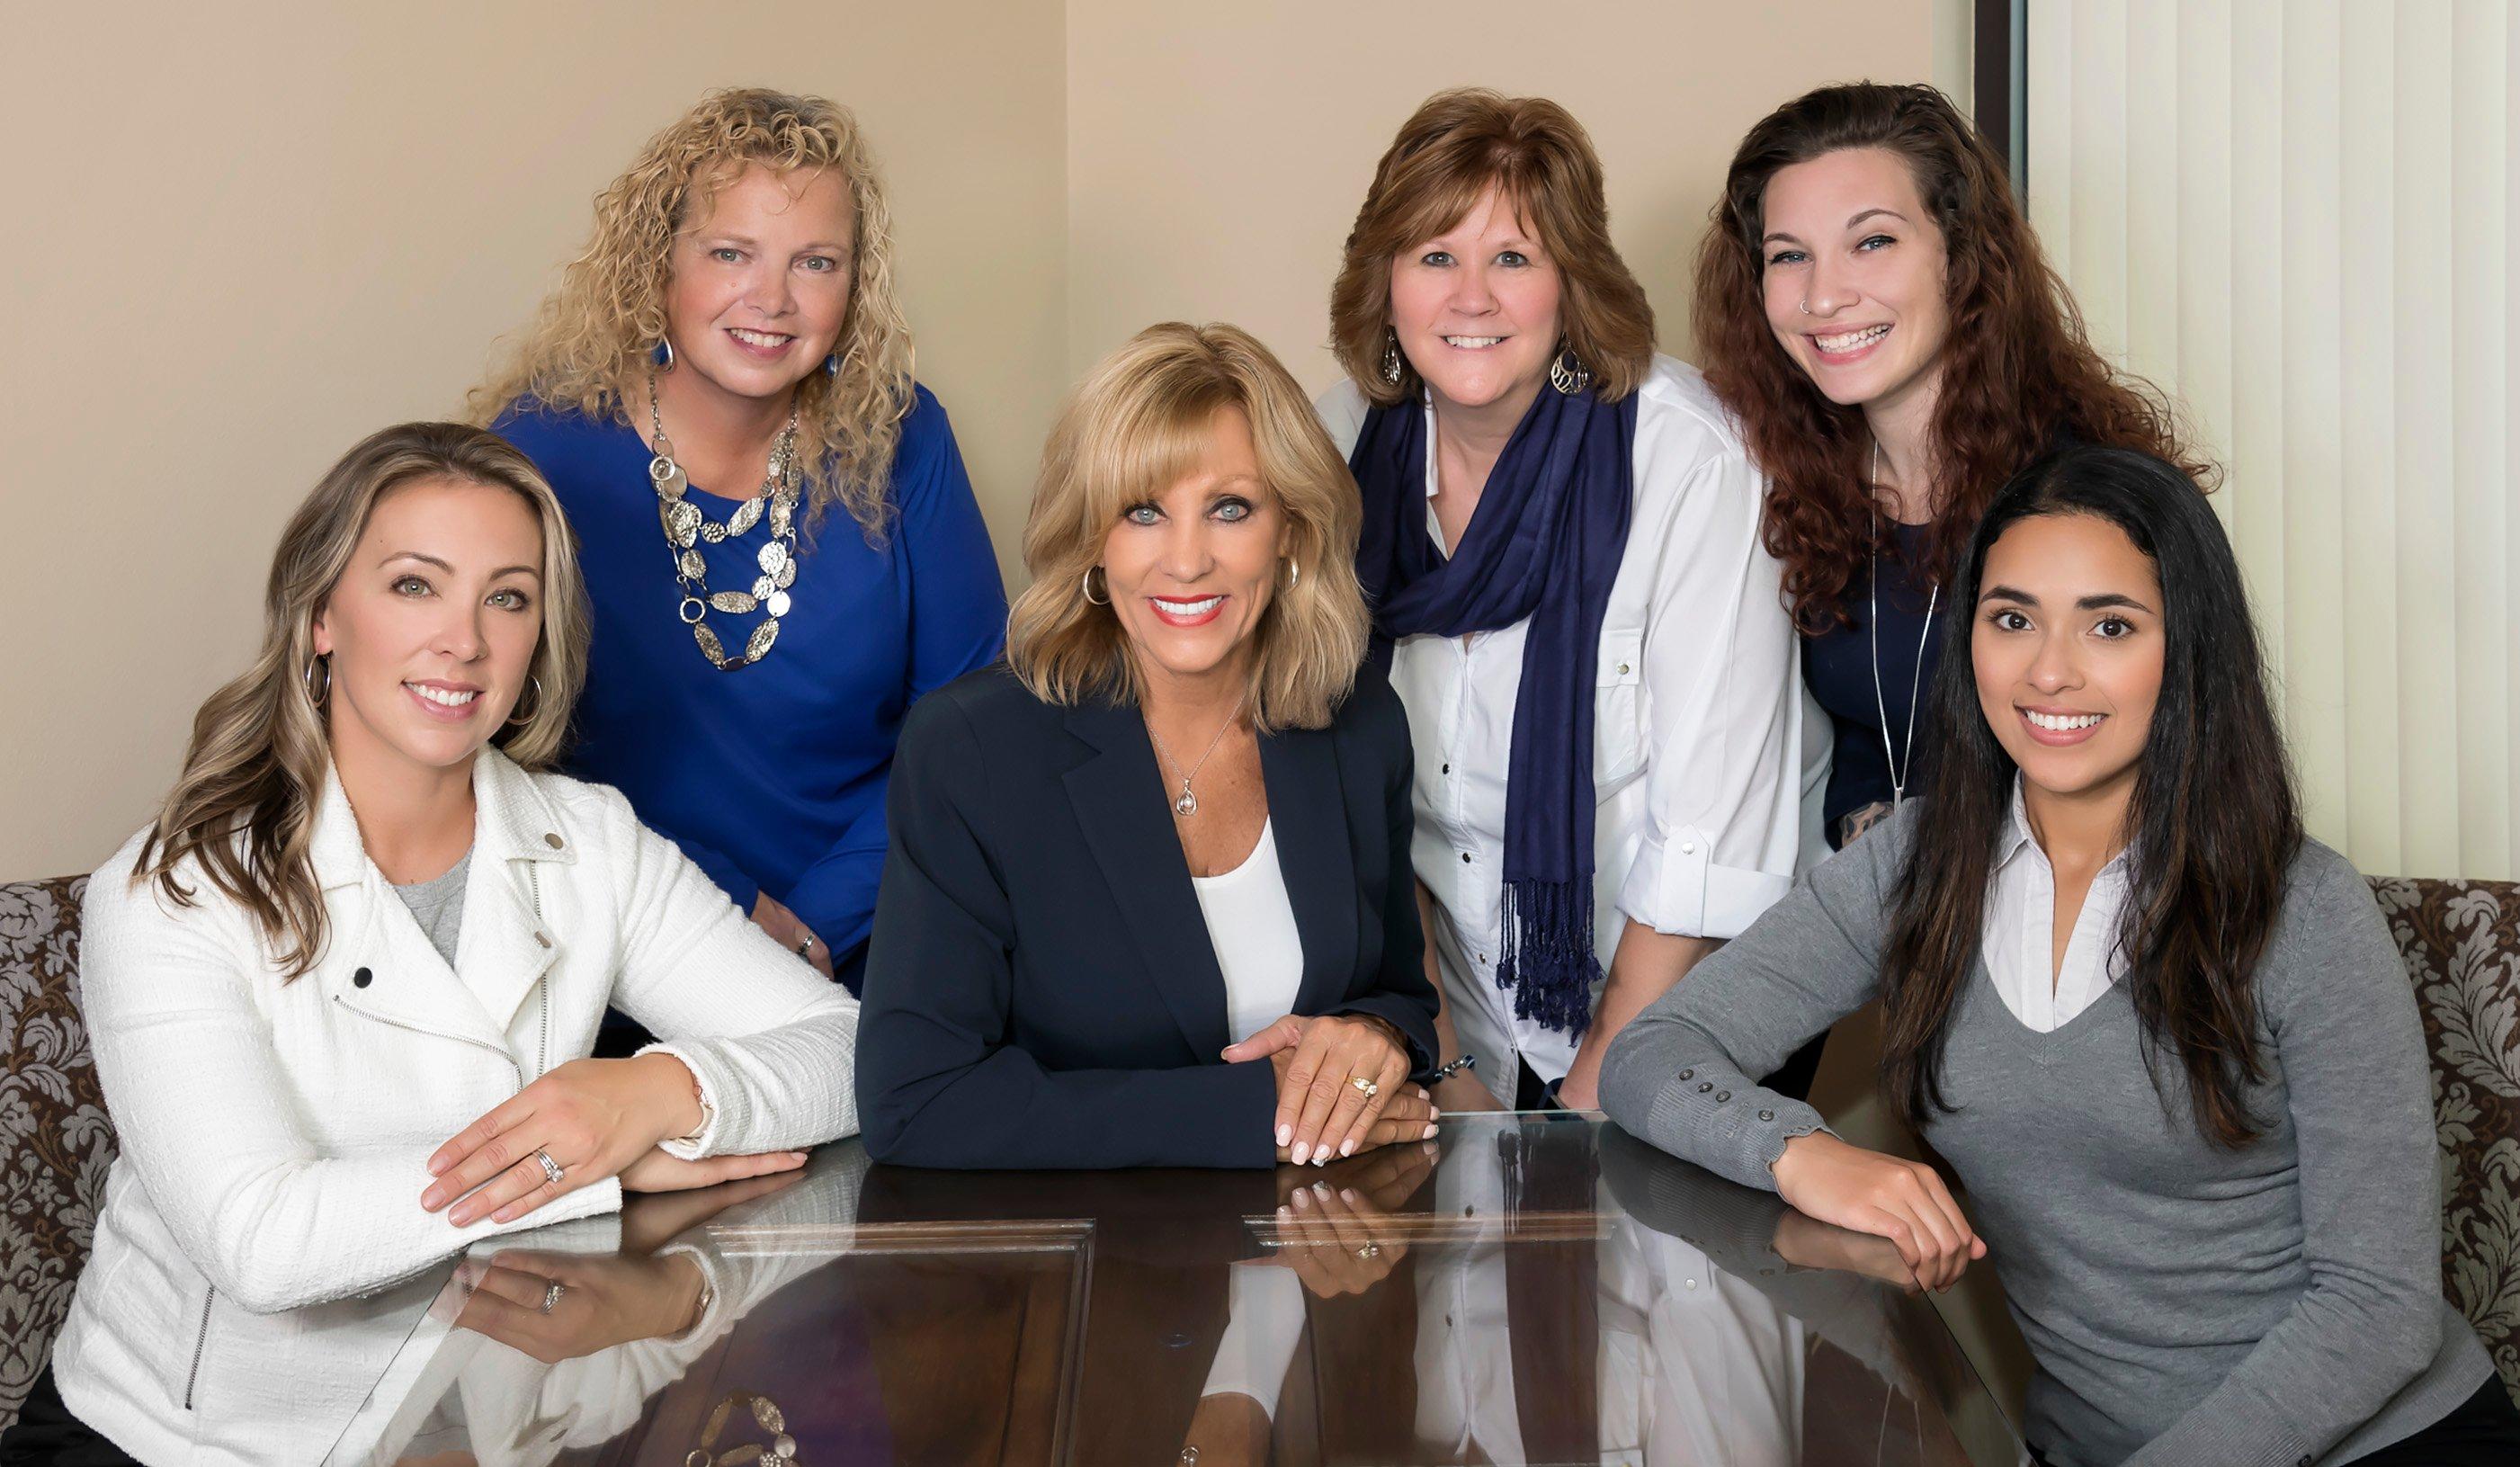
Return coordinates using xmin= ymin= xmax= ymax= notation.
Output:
xmin=4 ymin=872 xmax=2517 ymax=1432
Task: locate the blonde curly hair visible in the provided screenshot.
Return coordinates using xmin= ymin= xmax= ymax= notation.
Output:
xmin=471 ymin=87 xmax=915 ymax=537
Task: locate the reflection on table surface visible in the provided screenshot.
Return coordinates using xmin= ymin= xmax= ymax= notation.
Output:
xmin=293 ymin=1113 xmax=2023 ymax=1466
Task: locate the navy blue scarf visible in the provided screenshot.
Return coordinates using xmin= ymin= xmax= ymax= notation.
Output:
xmin=1351 ymin=385 xmax=1639 ymax=1035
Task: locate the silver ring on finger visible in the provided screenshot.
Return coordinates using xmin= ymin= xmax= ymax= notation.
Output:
xmin=533 ymin=1148 xmax=565 ymax=1186
xmin=1349 ymin=1076 xmax=1380 ymax=1100
xmin=539 ymin=1280 xmax=565 ymax=1314
xmin=1356 ymin=1242 xmax=1381 ymax=1259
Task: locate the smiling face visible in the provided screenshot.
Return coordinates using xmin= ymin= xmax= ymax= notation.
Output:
xmin=661 ymin=162 xmax=854 ymax=408
xmin=1386 ymin=183 xmax=1564 ymax=420
xmin=1100 ymin=404 xmax=1290 ymax=698
xmin=1971 ymin=512 xmax=2164 ymax=813
xmin=313 ymin=476 xmax=546 ymax=782
xmin=1759 ymin=147 xmax=1952 ymax=420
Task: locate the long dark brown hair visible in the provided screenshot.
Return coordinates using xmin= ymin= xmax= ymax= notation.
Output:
xmin=1694 ymin=82 xmax=2212 ymax=631
xmin=1880 ymin=446 xmax=2299 ymax=1148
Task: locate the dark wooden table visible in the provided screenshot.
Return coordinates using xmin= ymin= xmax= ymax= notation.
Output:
xmin=305 ymin=1113 xmax=2021 ymax=1465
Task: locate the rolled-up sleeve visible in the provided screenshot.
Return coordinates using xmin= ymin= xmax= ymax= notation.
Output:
xmin=1613 ymin=442 xmax=1807 ymax=940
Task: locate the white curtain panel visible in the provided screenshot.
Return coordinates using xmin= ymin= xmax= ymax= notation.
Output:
xmin=2024 ymin=0 xmax=2517 ymax=881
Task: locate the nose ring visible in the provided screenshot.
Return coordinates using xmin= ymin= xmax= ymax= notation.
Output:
xmin=1800 ymin=299 xmax=1811 ymax=316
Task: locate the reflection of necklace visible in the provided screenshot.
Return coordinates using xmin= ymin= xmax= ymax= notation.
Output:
xmin=1867 ymin=440 xmax=1938 ymax=807
xmin=1145 ymin=693 xmax=1246 ymax=818
xmin=689 ymin=1391 xmax=797 ymax=1463
xmin=647 ymin=372 xmax=803 ymax=671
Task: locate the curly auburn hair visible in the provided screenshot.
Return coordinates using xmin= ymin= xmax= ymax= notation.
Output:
xmin=1694 ymin=82 xmax=2211 ymax=631
xmin=471 ymin=87 xmax=916 ymax=538
xmin=1331 ymin=88 xmax=1655 ymax=406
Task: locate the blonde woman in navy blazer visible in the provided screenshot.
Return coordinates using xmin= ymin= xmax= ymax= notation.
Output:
xmin=857 ymin=324 xmax=1442 ymax=1170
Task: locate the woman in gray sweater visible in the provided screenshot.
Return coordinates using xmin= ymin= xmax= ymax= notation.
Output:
xmin=1600 ymin=445 xmax=2512 ymax=1466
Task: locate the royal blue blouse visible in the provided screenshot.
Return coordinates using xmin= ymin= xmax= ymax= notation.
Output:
xmin=495 ymin=387 xmax=1006 ymax=987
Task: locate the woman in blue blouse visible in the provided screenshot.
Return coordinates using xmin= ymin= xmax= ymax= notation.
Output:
xmin=473 ymin=88 xmax=1005 ymax=1006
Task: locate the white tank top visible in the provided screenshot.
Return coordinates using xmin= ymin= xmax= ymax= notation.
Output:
xmin=1189 ymin=819 xmax=1305 ymax=1044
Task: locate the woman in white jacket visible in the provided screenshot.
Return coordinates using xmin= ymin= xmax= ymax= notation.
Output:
xmin=13 ymin=422 xmax=860 ymax=1464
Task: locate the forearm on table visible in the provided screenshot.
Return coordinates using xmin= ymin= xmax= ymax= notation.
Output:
xmin=1559 ymin=921 xmax=1718 ymax=1107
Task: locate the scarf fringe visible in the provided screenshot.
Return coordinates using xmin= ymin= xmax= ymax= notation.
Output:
xmin=1495 ymin=878 xmax=1603 ymax=1037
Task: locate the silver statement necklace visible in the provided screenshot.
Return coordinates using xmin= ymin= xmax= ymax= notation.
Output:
xmin=1146 ymin=693 xmax=1246 ymax=818
xmin=646 ymin=371 xmax=804 ymax=671
xmin=1868 ymin=438 xmax=1939 ymax=806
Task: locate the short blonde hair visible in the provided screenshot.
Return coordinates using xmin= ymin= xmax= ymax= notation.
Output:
xmin=1008 ymin=323 xmax=1370 ymax=733
xmin=1330 ymin=88 xmax=1656 ymax=407
xmin=470 ymin=87 xmax=914 ymax=538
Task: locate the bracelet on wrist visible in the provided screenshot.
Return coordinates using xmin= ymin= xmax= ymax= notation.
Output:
xmin=1430 ymin=1052 xmax=1477 ymax=1082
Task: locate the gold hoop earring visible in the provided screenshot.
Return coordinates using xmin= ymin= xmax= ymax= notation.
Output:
xmin=505 ymin=674 xmax=544 ymax=729
xmin=305 ymin=654 xmax=331 ymax=705
xmin=1082 ymin=566 xmax=1110 ymax=605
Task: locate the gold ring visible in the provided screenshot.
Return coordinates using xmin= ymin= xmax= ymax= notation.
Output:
xmin=1350 ymin=1077 xmax=1380 ymax=1100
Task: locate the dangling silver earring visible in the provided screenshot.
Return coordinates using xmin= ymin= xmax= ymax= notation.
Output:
xmin=655 ymin=338 xmax=676 ymax=371
xmin=1283 ymin=557 xmax=1300 ymax=591
xmin=1549 ymin=346 xmax=1592 ymax=396
xmin=1082 ymin=565 xmax=1110 ymax=605
xmin=1379 ymin=328 xmax=1404 ymax=387
xmin=305 ymin=654 xmax=331 ymax=705
xmin=505 ymin=674 xmax=544 ymax=729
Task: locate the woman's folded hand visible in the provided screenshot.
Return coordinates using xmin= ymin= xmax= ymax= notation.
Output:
xmin=1225 ymin=1014 xmax=1429 ymax=1165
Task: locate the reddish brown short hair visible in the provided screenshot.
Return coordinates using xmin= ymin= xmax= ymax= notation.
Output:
xmin=1330 ymin=88 xmax=1655 ymax=406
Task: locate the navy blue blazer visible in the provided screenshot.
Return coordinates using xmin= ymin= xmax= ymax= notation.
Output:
xmin=856 ymin=663 xmax=1441 ymax=1169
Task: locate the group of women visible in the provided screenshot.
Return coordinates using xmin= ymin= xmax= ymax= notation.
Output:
xmin=12 ymin=77 xmax=2513 ymax=1467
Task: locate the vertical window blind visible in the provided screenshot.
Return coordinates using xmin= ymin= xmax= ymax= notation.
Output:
xmin=2024 ymin=0 xmax=2516 ymax=880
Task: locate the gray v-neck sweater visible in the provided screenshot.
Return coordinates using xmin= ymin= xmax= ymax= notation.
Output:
xmin=1599 ymin=806 xmax=2491 ymax=1467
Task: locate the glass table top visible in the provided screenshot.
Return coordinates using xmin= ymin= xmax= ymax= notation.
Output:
xmin=288 ymin=1113 xmax=2022 ymax=1466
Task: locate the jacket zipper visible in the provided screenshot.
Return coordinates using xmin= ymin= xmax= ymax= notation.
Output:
xmin=182 ymin=1285 xmax=214 ymax=1409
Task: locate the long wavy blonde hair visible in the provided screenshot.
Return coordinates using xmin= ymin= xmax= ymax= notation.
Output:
xmin=1009 ymin=323 xmax=1370 ymax=734
xmin=136 ymin=424 xmax=590 ymax=977
xmin=469 ymin=87 xmax=915 ymax=536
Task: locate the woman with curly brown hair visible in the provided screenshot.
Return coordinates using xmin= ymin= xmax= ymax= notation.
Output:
xmin=1694 ymin=82 xmax=2206 ymax=851
xmin=473 ymin=89 xmax=1005 ymax=1012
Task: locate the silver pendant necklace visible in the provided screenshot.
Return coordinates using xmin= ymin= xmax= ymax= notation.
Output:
xmin=1868 ymin=439 xmax=1938 ymax=806
xmin=646 ymin=371 xmax=804 ymax=671
xmin=1146 ymin=693 xmax=1246 ymax=818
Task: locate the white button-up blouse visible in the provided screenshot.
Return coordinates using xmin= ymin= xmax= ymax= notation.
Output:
xmin=1320 ymin=356 xmax=1828 ymax=1098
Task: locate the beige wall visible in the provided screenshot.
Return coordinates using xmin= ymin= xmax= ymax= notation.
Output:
xmin=1 ymin=1 xmax=1066 ymax=877
xmin=1064 ymin=0 xmax=1957 ymax=393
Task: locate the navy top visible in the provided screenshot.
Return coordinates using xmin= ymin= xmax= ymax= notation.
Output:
xmin=494 ymin=387 xmax=1007 ymax=984
xmin=1800 ymin=521 xmax=1942 ymax=846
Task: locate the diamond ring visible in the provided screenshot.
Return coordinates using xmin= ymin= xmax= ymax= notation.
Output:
xmin=533 ymin=1149 xmax=564 ymax=1186
xmin=1350 ymin=1077 xmax=1380 ymax=1100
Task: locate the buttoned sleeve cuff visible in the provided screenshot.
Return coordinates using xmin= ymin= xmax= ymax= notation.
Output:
xmin=1642 ymin=1076 xmax=1830 ymax=1194
xmin=1616 ymin=824 xmax=1793 ymax=940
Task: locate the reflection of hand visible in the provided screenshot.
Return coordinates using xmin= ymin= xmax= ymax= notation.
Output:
xmin=1771 ymin=1132 xmax=1984 ymax=1291
xmin=452 ymin=1248 xmax=707 ymax=1364
xmin=620 ymin=1165 xmax=810 ymax=1255
xmin=1263 ymin=1141 xmax=1438 ymax=1299
xmin=751 ymin=892 xmax=834 ymax=979
xmin=1178 ymin=1391 xmax=1272 ymax=1467
xmin=1772 ymin=1207 xmax=1925 ymax=1293
xmin=1225 ymin=1013 xmax=1416 ymax=1166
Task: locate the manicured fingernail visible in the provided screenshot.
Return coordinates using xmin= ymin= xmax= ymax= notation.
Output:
xmin=1291 ymin=1142 xmax=1309 ymax=1165
xmin=1422 ymin=1123 xmax=1439 ymax=1139
xmin=1312 ymin=1151 xmax=1329 ymax=1167
xmin=1429 ymin=1106 xmax=1441 ymax=1120
xmin=1341 ymin=1188 xmax=1359 ymax=1203
xmin=1291 ymin=1188 xmax=1310 ymax=1209
xmin=421 ymin=1187 xmax=444 ymax=1211
xmin=427 ymin=1155 xmax=449 ymax=1176
xmin=1277 ymin=1205 xmax=1291 ymax=1220
xmin=1276 ymin=1124 xmax=1291 ymax=1147
xmin=1312 ymin=1181 xmax=1332 ymax=1197
xmin=1339 ymin=1139 xmax=1355 ymax=1157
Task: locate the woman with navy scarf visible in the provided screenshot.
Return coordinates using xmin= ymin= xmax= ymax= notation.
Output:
xmin=1317 ymin=89 xmax=1827 ymax=1113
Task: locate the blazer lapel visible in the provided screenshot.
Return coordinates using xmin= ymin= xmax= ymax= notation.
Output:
xmin=1261 ymin=724 xmax=1358 ymax=1015
xmin=1060 ymin=701 xmax=1231 ymax=1057
xmin=453 ymin=751 xmax=569 ymax=1037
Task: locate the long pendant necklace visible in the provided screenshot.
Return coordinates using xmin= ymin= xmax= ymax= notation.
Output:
xmin=1146 ymin=693 xmax=1246 ymax=818
xmin=646 ymin=371 xmax=804 ymax=671
xmin=1868 ymin=439 xmax=1939 ymax=806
